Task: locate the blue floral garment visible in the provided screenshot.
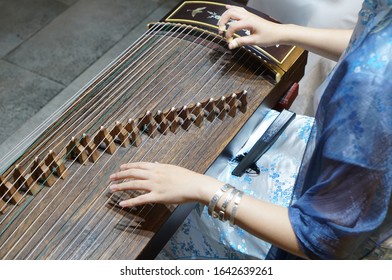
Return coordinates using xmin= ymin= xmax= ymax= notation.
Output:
xmin=157 ymin=111 xmax=314 ymax=260
xmin=158 ymin=0 xmax=392 ymax=260
xmin=269 ymin=0 xmax=392 ymax=259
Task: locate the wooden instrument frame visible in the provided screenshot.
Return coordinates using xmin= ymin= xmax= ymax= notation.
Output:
xmin=0 ymin=0 xmax=307 ymax=259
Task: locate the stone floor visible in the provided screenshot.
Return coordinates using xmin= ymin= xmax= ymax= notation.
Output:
xmin=0 ymin=0 xmax=248 ymax=171
xmin=0 ymin=0 xmax=181 ymax=168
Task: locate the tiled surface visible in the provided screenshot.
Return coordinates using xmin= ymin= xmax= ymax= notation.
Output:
xmin=55 ymin=0 xmax=79 ymax=5
xmin=0 ymin=0 xmax=68 ymax=57
xmin=0 ymin=0 xmax=179 ymax=164
xmin=4 ymin=0 xmax=170 ymax=85
xmin=0 ymin=0 xmax=243 ymax=164
xmin=0 ymin=60 xmax=64 ymax=143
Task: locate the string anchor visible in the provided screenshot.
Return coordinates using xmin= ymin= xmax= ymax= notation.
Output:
xmin=45 ymin=150 xmax=68 ymax=179
xmin=178 ymin=105 xmax=193 ymax=130
xmin=110 ymin=121 xmax=131 ymax=148
xmin=188 ymin=102 xmax=204 ymax=127
xmin=31 ymin=157 xmax=57 ymax=187
xmin=80 ymin=134 xmax=100 ymax=162
xmin=94 ymin=126 xmax=117 ymax=154
xmin=164 ymin=107 xmax=181 ymax=134
xmin=66 ymin=136 xmax=89 ymax=164
xmin=138 ymin=111 xmax=158 ymax=138
xmin=13 ymin=164 xmax=40 ymax=195
xmin=155 ymin=110 xmax=169 ymax=135
xmin=0 ymin=175 xmax=25 ymax=211
xmin=236 ymin=90 xmax=248 ymax=113
xmin=125 ymin=119 xmax=142 ymax=147
xmin=201 ymin=97 xmax=219 ymax=122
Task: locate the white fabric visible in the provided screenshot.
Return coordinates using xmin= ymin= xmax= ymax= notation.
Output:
xmin=157 ymin=110 xmax=314 ymax=259
xmin=247 ymin=0 xmax=363 ymax=116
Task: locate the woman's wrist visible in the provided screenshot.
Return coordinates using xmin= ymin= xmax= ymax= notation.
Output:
xmin=196 ymin=177 xmax=224 ymax=206
xmin=278 ymin=24 xmax=300 ymax=46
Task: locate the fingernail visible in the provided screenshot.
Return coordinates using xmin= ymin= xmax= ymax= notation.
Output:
xmin=110 ymin=184 xmax=116 ymax=191
xmin=119 ymin=201 xmax=125 ymax=207
xmin=229 ymin=40 xmax=238 ymax=49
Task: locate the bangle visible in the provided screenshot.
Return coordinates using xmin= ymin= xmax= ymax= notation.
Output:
xmin=208 ymin=184 xmax=233 ymax=218
xmin=218 ymin=188 xmax=239 ymax=221
xmin=229 ymin=190 xmax=244 ymax=226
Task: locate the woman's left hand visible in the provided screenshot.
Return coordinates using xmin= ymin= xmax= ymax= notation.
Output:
xmin=110 ymin=162 xmax=223 ymax=208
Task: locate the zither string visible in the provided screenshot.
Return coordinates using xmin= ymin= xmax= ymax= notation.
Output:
xmin=95 ymin=47 xmax=268 ymax=260
xmin=1 ymin=29 xmax=231 ymax=258
xmin=0 ymin=23 xmax=174 ymax=205
xmin=0 ymin=25 xmax=215 ymax=221
xmin=42 ymin=36 xmax=270 ymax=258
xmin=1 ymin=27 xmax=219 ymax=258
xmin=0 ymin=25 xmax=216 ymax=255
xmin=0 ymin=23 xmax=169 ymax=173
xmin=56 ymin=43 xmax=268 ymax=260
xmin=23 ymin=32 xmax=227 ymax=258
xmin=0 ymin=23 xmax=200 ymax=216
xmin=81 ymin=54 xmax=267 ymax=260
xmin=32 ymin=37 xmax=237 ymax=260
xmin=58 ymin=46 xmax=253 ymax=260
xmin=0 ymin=23 xmax=183 ymax=206
xmin=5 ymin=35 xmax=266 ymax=260
xmin=99 ymin=30 xmax=218 ymax=130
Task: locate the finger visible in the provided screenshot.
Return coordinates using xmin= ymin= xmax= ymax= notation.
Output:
xmin=225 ymin=20 xmax=253 ymax=39
xmin=226 ymin=36 xmax=237 ymax=49
xmin=120 ymin=161 xmax=156 ymax=171
xmin=110 ymin=179 xmax=151 ymax=192
xmin=110 ymin=168 xmax=152 ymax=181
xmin=225 ymin=5 xmax=246 ymax=14
xmin=228 ymin=35 xmax=257 ymax=49
xmin=218 ymin=7 xmax=244 ymax=33
xmin=218 ymin=24 xmax=226 ymax=35
xmin=119 ymin=193 xmax=155 ymax=208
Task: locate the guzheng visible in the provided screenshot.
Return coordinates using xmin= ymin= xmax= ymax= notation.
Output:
xmin=0 ymin=0 xmax=307 ymax=259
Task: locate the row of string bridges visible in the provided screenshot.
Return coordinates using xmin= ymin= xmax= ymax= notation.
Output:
xmin=0 ymin=23 xmax=210 ymax=212
xmin=0 ymin=19 xmax=266 ymax=260
xmin=45 ymin=90 xmax=250 ymax=261
xmin=0 ymin=88 xmax=248 ymax=260
xmin=0 ymin=90 xmax=247 ymax=215
xmin=0 ymin=22 xmax=203 ymax=216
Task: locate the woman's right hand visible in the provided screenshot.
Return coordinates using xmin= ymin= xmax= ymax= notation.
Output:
xmin=218 ymin=5 xmax=287 ymax=49
xmin=218 ymin=4 xmax=352 ymax=61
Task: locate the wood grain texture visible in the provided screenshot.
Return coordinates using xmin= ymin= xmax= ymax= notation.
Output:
xmin=0 ymin=15 xmax=306 ymax=259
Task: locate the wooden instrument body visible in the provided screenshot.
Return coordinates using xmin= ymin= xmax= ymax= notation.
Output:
xmin=0 ymin=1 xmax=307 ymax=259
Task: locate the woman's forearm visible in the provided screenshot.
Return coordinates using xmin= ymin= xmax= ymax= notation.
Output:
xmin=280 ymin=25 xmax=353 ymax=61
xmin=233 ymin=196 xmax=306 ymax=258
xmin=198 ymin=183 xmax=307 ymax=259
xmin=219 ymin=5 xmax=353 ymax=62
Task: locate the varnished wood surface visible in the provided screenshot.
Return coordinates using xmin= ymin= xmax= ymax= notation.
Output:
xmin=0 ymin=20 xmax=306 ymax=259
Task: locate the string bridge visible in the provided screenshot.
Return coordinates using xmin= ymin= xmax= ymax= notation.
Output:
xmin=0 ymin=90 xmax=247 ymax=215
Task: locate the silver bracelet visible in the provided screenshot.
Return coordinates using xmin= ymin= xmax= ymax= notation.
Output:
xmin=218 ymin=188 xmax=239 ymax=221
xmin=208 ymin=183 xmax=233 ymax=218
xmin=229 ymin=190 xmax=244 ymax=226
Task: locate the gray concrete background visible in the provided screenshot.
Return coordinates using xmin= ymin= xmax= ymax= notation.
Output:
xmin=0 ymin=0 xmax=180 ymax=169
xmin=0 ymin=0 xmax=245 ymax=171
